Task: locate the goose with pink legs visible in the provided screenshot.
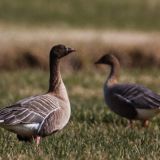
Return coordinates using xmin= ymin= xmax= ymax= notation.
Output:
xmin=95 ymin=54 xmax=160 ymax=127
xmin=0 ymin=44 xmax=75 ymax=145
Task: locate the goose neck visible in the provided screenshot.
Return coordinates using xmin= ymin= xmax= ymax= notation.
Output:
xmin=48 ymin=56 xmax=62 ymax=93
xmin=107 ymin=61 xmax=120 ymax=86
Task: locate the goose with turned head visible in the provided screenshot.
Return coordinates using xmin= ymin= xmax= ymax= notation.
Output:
xmin=95 ymin=54 xmax=160 ymax=127
xmin=0 ymin=44 xmax=75 ymax=145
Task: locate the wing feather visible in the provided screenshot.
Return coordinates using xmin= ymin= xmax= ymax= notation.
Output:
xmin=112 ymin=84 xmax=160 ymax=109
xmin=0 ymin=94 xmax=60 ymax=126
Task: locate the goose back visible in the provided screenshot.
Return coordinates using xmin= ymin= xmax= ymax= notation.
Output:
xmin=104 ymin=83 xmax=160 ymax=119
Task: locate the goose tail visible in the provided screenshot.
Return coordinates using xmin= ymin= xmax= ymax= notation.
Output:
xmin=0 ymin=120 xmax=4 ymax=123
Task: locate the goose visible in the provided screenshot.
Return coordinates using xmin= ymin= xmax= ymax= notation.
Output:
xmin=0 ymin=44 xmax=75 ymax=145
xmin=95 ymin=54 xmax=160 ymax=127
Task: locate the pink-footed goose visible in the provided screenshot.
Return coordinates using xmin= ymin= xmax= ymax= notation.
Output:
xmin=0 ymin=44 xmax=75 ymax=145
xmin=95 ymin=54 xmax=160 ymax=127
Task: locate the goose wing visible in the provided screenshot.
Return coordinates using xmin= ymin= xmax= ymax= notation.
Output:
xmin=112 ymin=84 xmax=160 ymax=109
xmin=110 ymin=93 xmax=137 ymax=119
xmin=0 ymin=94 xmax=60 ymax=126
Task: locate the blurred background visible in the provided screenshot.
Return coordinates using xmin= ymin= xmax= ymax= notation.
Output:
xmin=1 ymin=1 xmax=160 ymax=159
xmin=0 ymin=0 xmax=160 ymax=70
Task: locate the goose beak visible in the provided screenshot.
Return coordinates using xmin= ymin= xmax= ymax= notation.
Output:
xmin=66 ymin=47 xmax=76 ymax=54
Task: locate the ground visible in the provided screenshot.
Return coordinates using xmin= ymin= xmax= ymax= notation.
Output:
xmin=0 ymin=68 xmax=160 ymax=159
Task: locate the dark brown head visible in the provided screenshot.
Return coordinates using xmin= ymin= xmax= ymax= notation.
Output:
xmin=95 ymin=54 xmax=119 ymax=66
xmin=50 ymin=44 xmax=75 ymax=59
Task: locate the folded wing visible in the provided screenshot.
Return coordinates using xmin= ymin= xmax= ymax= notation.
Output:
xmin=112 ymin=84 xmax=160 ymax=110
xmin=0 ymin=94 xmax=60 ymax=128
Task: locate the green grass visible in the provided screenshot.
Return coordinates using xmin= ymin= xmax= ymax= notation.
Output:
xmin=0 ymin=68 xmax=160 ymax=159
xmin=0 ymin=0 xmax=160 ymax=30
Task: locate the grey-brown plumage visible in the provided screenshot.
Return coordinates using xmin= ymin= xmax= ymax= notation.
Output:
xmin=95 ymin=54 xmax=160 ymax=127
xmin=0 ymin=44 xmax=75 ymax=144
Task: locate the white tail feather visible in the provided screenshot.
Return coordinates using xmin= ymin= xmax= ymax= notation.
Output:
xmin=0 ymin=120 xmax=4 ymax=123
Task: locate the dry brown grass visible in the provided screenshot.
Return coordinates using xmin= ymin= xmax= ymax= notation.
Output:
xmin=1 ymin=26 xmax=160 ymax=70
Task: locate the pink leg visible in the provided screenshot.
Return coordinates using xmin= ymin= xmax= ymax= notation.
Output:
xmin=34 ymin=136 xmax=41 ymax=146
xmin=127 ymin=120 xmax=133 ymax=128
xmin=142 ymin=120 xmax=149 ymax=127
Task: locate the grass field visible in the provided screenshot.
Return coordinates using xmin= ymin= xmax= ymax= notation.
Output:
xmin=0 ymin=0 xmax=160 ymax=30
xmin=0 ymin=68 xmax=160 ymax=159
xmin=0 ymin=1 xmax=160 ymax=159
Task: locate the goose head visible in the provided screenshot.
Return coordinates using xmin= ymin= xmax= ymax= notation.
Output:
xmin=95 ymin=54 xmax=118 ymax=66
xmin=50 ymin=44 xmax=75 ymax=59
